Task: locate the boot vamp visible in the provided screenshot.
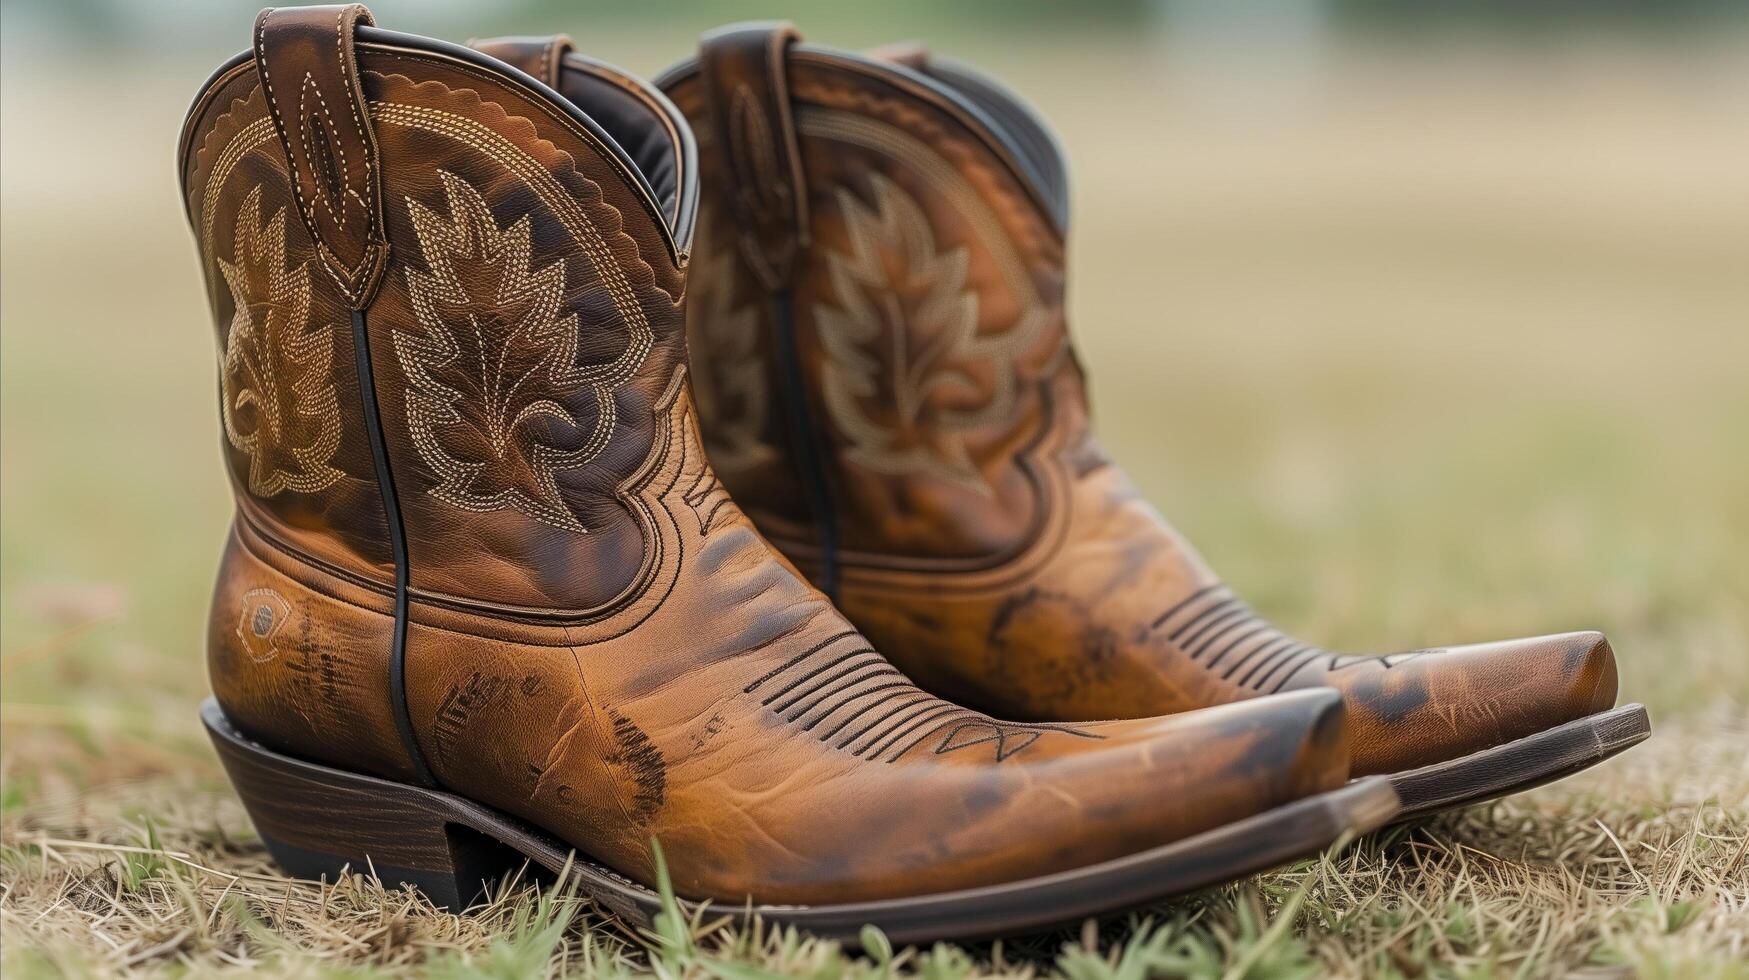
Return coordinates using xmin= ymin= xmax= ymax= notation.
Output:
xmin=407 ymin=512 xmax=1350 ymax=906
xmin=641 ymin=678 xmax=1352 ymax=905
xmin=837 ymin=460 xmax=1619 ymax=779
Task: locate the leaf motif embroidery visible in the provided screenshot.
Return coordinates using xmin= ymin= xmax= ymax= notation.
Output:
xmin=395 ymin=172 xmax=612 ymax=534
xmin=685 ymin=213 xmax=776 ymax=473
xmin=218 ymin=185 xmax=344 ymax=497
xmin=815 ymin=175 xmax=1016 ymax=494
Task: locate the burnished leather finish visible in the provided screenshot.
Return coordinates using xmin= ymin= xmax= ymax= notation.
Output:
xmin=659 ymin=29 xmax=1630 ymax=780
xmin=253 ymin=5 xmax=391 ymax=308
xmin=467 ymin=34 xmax=575 ymax=90
xmin=183 ymin=8 xmax=1371 ymax=908
xmin=696 ymin=22 xmax=810 ymax=292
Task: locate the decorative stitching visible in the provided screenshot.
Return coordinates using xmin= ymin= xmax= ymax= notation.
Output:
xmin=1149 ymin=582 xmax=1225 ymax=630
xmin=218 ymin=185 xmax=345 ymax=497
xmin=395 ymin=171 xmax=605 ymax=533
xmin=800 ymin=109 xmax=1047 ymax=493
xmin=677 ymin=416 xmax=733 ymax=536
xmin=236 ymin=587 xmax=292 ymax=663
xmin=815 ymin=175 xmax=1001 ymax=493
xmin=254 ymin=13 xmax=379 ymax=301
xmin=727 ymin=85 xmax=789 ymax=286
xmin=371 ymin=101 xmax=653 ymax=389
xmin=297 ymin=73 xmax=353 ymax=229
xmin=685 ymin=212 xmax=777 ymax=474
xmin=368 ymin=57 xmax=683 ymax=273
xmin=826 ymin=692 xmax=933 ymax=746
xmin=200 ymin=117 xmax=278 ymax=270
xmin=371 ymin=97 xmax=659 ymax=534
xmin=742 ymin=630 xmax=860 ymax=694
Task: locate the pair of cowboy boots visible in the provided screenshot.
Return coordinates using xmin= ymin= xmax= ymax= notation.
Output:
xmin=184 ymin=7 xmax=1647 ymax=942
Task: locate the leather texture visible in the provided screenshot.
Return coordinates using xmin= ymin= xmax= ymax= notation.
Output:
xmin=254 ymin=5 xmax=391 ymax=308
xmin=658 ymin=29 xmax=1622 ymax=779
xmin=696 ymin=22 xmax=810 ymax=291
xmin=466 ymin=34 xmax=575 ymax=90
xmin=182 ymin=8 xmax=1357 ymax=906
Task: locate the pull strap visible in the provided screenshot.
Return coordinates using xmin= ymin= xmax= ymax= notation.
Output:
xmin=468 ymin=35 xmax=575 ymax=91
xmin=698 ymin=22 xmax=809 ymax=292
xmin=254 ymin=4 xmax=389 ymax=309
xmin=866 ymin=41 xmax=931 ymax=72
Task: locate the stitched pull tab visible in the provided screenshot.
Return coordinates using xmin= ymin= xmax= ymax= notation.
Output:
xmin=254 ymin=4 xmax=389 ymax=309
xmin=468 ymin=35 xmax=575 ymax=90
xmin=698 ymin=22 xmax=809 ymax=293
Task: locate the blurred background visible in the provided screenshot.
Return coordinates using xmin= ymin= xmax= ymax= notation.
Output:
xmin=3 ymin=0 xmax=1747 ymax=829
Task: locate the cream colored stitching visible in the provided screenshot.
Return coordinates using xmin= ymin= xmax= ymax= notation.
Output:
xmin=684 ymin=211 xmax=775 ymax=474
xmin=371 ymin=101 xmax=652 ymax=393
xmin=254 ymin=8 xmax=377 ymax=298
xmin=803 ymin=109 xmax=1046 ymax=492
xmin=199 ymin=117 xmax=277 ymax=265
xmin=298 ymin=72 xmax=350 ymax=229
xmin=332 ymin=5 xmax=376 ymax=221
xmin=393 ymin=171 xmax=608 ymax=533
xmin=236 ymin=587 xmax=292 ymax=663
xmin=218 ymin=185 xmax=345 ymax=497
xmin=799 ymin=108 xmax=1041 ymax=310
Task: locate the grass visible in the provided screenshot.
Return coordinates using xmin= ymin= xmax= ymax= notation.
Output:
xmin=3 ymin=27 xmax=1747 ymax=979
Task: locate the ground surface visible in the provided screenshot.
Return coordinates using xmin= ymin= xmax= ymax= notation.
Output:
xmin=3 ymin=30 xmax=1746 ymax=979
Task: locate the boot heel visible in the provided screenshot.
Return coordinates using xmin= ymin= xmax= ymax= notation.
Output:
xmin=201 ymin=698 xmax=535 ymax=908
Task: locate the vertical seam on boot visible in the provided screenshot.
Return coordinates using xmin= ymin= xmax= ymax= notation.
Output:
xmin=352 ymin=308 xmax=438 ymax=787
xmin=770 ymin=291 xmax=841 ymax=598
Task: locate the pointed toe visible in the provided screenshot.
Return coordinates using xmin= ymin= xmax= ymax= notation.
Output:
xmin=1298 ymin=629 xmax=1624 ymax=775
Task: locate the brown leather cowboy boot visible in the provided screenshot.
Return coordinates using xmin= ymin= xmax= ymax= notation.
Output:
xmin=182 ymin=6 xmax=1397 ymax=941
xmin=656 ymin=25 xmax=1650 ymax=822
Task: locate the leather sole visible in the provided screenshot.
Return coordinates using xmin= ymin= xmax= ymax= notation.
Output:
xmin=1388 ymin=703 xmax=1651 ymax=822
xmin=202 ymin=697 xmax=1399 ymax=944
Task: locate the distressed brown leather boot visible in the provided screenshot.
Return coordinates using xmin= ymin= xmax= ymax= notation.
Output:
xmin=656 ymin=25 xmax=1649 ymax=822
xmin=182 ymin=6 xmax=1396 ymax=941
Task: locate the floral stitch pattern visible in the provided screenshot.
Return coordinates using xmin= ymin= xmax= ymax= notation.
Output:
xmin=394 ymin=171 xmax=613 ymax=534
xmin=815 ymin=174 xmax=1016 ymax=494
xmin=219 ymin=185 xmax=345 ymax=497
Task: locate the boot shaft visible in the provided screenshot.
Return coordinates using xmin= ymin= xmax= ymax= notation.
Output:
xmin=182 ymin=7 xmax=698 ymax=613
xmin=184 ymin=6 xmax=703 ymax=782
xmin=658 ymin=29 xmax=1094 ymax=592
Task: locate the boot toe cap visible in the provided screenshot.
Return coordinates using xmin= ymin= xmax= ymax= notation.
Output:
xmin=1300 ymin=629 xmax=1619 ymax=775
